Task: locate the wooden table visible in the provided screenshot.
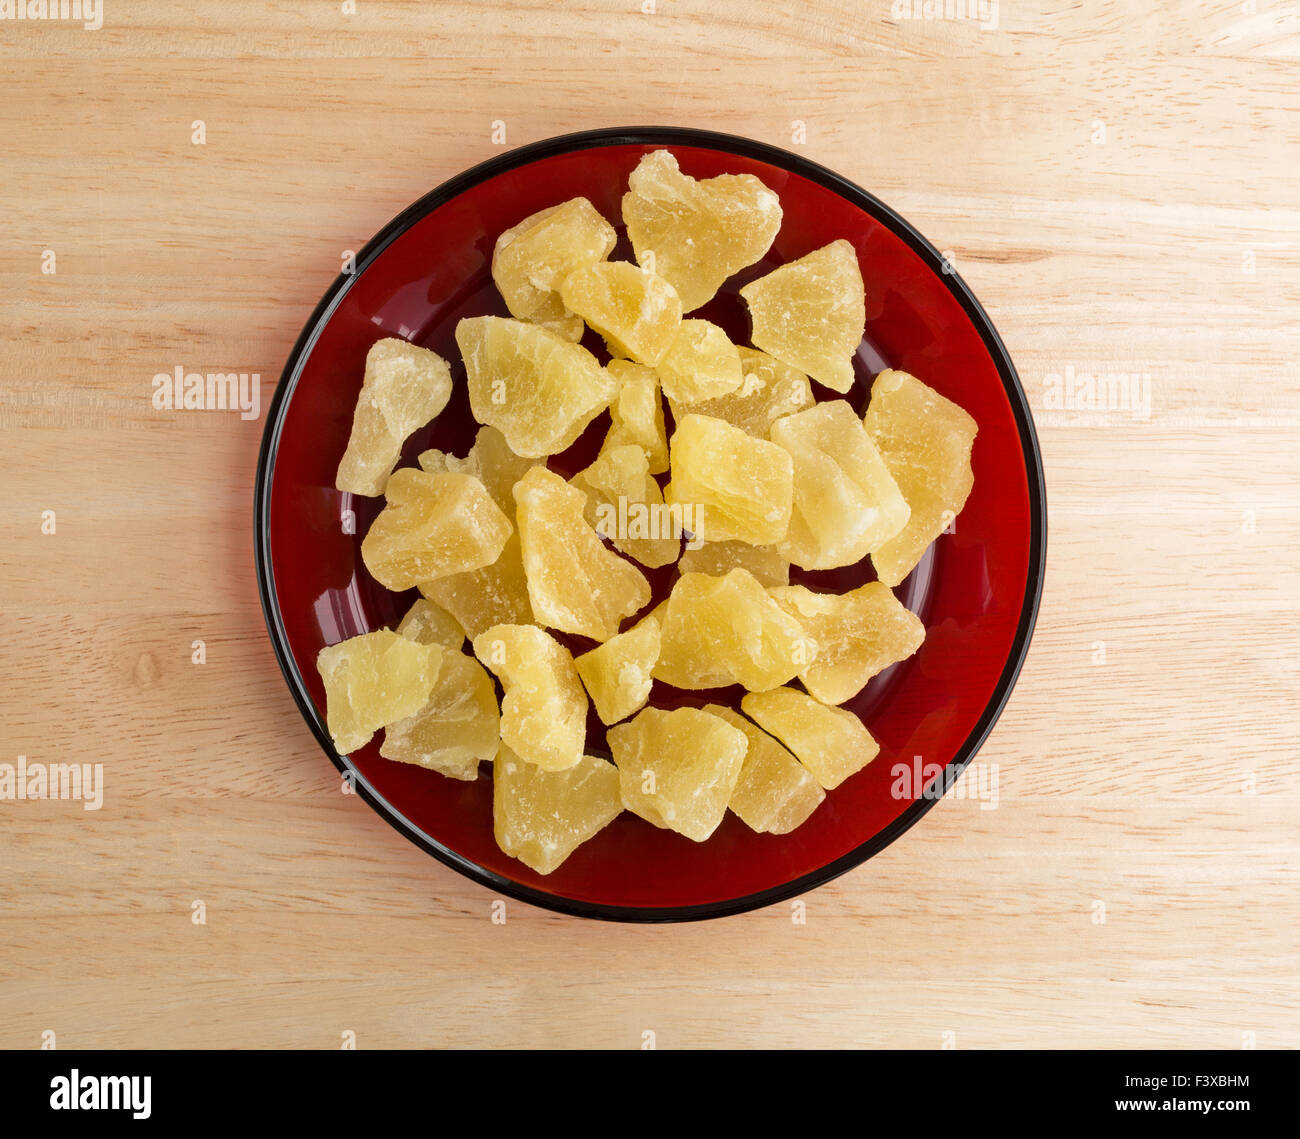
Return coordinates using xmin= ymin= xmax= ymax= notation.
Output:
xmin=2 ymin=2 xmax=1296 ymax=1049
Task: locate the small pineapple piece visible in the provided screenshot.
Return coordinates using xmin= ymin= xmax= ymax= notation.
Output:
xmin=559 ymin=261 xmax=683 ymax=366
xmin=677 ymin=540 xmax=790 ymax=587
xmin=863 ymin=368 xmax=978 ymax=587
xmin=740 ymin=240 xmax=865 ymax=394
xmin=395 ymin=597 xmax=466 ymax=651
xmin=380 ymin=650 xmax=500 ymax=779
xmin=473 ymin=624 xmax=587 ymax=771
xmin=621 ymin=148 xmax=782 ymax=312
xmin=418 ymin=424 xmax=532 ymax=514
xmin=361 ymin=469 xmax=511 ymax=591
xmin=574 ymin=613 xmax=661 ymax=725
xmin=608 ymin=706 xmax=747 ymax=842
xmin=664 ymin=413 xmax=793 ymax=546
xmin=316 ymin=630 xmax=441 ymax=754
xmin=515 ymin=466 xmax=650 ymax=642
xmin=770 ymin=400 xmax=910 ymax=570
xmin=571 ymin=445 xmax=681 ymax=568
xmin=457 ymin=316 xmax=615 ymax=458
xmin=655 ymin=319 xmax=743 ymax=404
xmin=741 ymin=687 xmax=879 ymax=790
xmin=335 ymin=338 xmax=453 ymax=497
xmin=493 ymin=747 xmax=622 ymax=875
xmin=419 ymin=531 xmax=532 ymax=640
xmin=769 ymin=582 xmax=924 ymax=705
xmin=603 ymin=360 xmax=669 ymax=474
xmin=667 ymin=346 xmax=813 ymax=438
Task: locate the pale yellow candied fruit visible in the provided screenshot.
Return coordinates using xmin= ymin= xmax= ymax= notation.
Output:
xmin=418 ymin=424 xmax=533 ymax=514
xmin=395 ymin=596 xmax=466 ymax=651
xmin=419 ymin=531 xmax=533 ymax=640
xmin=574 ymin=612 xmax=661 ymax=725
xmin=655 ymin=319 xmax=743 ymax=404
xmin=667 ymin=346 xmax=813 ymax=438
xmin=316 ymin=630 xmax=441 ymax=754
xmin=558 ymin=261 xmax=683 ymax=366
xmin=677 ymin=540 xmax=790 ymax=587
xmin=741 ymin=686 xmax=879 ymax=790
xmin=603 ymin=360 xmax=669 ymax=474
xmin=571 ymin=444 xmax=680 ymax=568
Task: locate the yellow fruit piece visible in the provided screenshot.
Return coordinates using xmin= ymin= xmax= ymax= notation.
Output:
xmin=664 ymin=413 xmax=793 ymax=545
xmin=621 ymin=148 xmax=782 ymax=312
xmin=473 ymin=623 xmax=587 ymax=771
xmin=668 ymin=346 xmax=813 ymax=438
xmin=493 ymin=747 xmax=622 ymax=875
xmin=419 ymin=532 xmax=533 ymax=640
xmin=574 ymin=613 xmax=661 ymax=725
xmin=395 ymin=597 xmax=466 ymax=651
xmin=769 ymin=582 xmax=924 ymax=705
xmin=863 ymin=368 xmax=978 ymax=587
xmin=492 ymin=197 xmax=616 ymax=339
xmin=741 ymin=687 xmax=879 ymax=790
xmin=380 ymin=650 xmax=500 ymax=780
xmin=335 ymin=338 xmax=454 ymax=497
xmin=655 ymin=569 xmax=807 ymax=691
xmin=703 ymin=704 xmax=825 ymax=834
xmin=457 ymin=316 xmax=615 ymax=458
xmin=770 ymin=400 xmax=910 ymax=570
xmin=740 ymin=240 xmax=865 ymax=394
xmin=418 ymin=425 xmax=533 ymax=514
xmin=655 ymin=319 xmax=743 ymax=404
xmin=316 ymin=630 xmax=441 ymax=755
xmin=608 ymin=706 xmax=747 ymax=842
xmin=361 ymin=468 xmax=511 ymax=591
xmin=558 ymin=261 xmax=682 ymax=366
xmin=677 ymin=540 xmax=790 ymax=587
xmin=572 ymin=445 xmax=680 ymax=568
xmin=603 ymin=360 xmax=669 ymax=474
xmin=515 ymin=466 xmax=651 ymax=642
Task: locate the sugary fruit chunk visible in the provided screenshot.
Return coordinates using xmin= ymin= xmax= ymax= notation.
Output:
xmin=572 ymin=445 xmax=680 ymax=568
xmin=574 ymin=613 xmax=661 ymax=725
xmin=770 ymin=400 xmax=910 ymax=570
xmin=654 ymin=569 xmax=807 ymax=691
xmin=664 ymin=413 xmax=793 ymax=546
xmin=863 ymin=368 xmax=978 ymax=587
xmin=515 ymin=466 xmax=650 ymax=642
xmin=457 ymin=316 xmax=615 ymax=458
xmin=395 ymin=597 xmax=465 ymax=651
xmin=419 ymin=532 xmax=533 ymax=640
xmin=361 ymin=469 xmax=511 ymax=591
xmin=418 ymin=425 xmax=533 ymax=514
xmin=740 ymin=240 xmax=865 ymax=394
xmin=603 ymin=360 xmax=668 ymax=474
xmin=621 ymin=149 xmax=782 ymax=312
xmin=655 ymin=319 xmax=743 ymax=404
xmin=336 ymin=338 xmax=453 ymax=496
xmin=492 ymin=198 xmax=616 ymax=340
xmin=558 ymin=261 xmax=682 ymax=366
xmin=668 ymin=347 xmax=813 ymax=438
xmin=316 ymin=630 xmax=441 ymax=754
xmin=677 ymin=539 xmax=789 ymax=587
xmin=741 ymin=687 xmax=879 ymax=790
xmin=380 ymin=650 xmax=500 ymax=779
xmin=608 ymin=706 xmax=747 ymax=842
xmin=473 ymin=624 xmax=587 ymax=771
xmin=704 ymin=704 xmax=825 ymax=834
xmin=493 ymin=747 xmax=622 ymax=875
xmin=769 ymin=582 xmax=924 ymax=705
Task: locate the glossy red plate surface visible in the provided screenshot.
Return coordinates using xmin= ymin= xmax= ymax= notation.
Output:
xmin=255 ymin=127 xmax=1046 ymax=921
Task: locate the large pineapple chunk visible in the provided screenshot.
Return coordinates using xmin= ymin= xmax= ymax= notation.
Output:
xmin=603 ymin=360 xmax=669 ymax=474
xmin=457 ymin=316 xmax=615 ymax=458
xmin=621 ymin=149 xmax=782 ymax=312
xmin=418 ymin=424 xmax=533 ymax=514
xmin=664 ymin=413 xmax=793 ymax=546
xmin=770 ymin=400 xmax=910 ymax=570
xmin=419 ymin=532 xmax=533 ymax=640
xmin=335 ymin=338 xmax=453 ymax=497
xmin=574 ymin=612 xmax=661 ymax=725
xmin=667 ymin=346 xmax=813 ymax=438
xmin=741 ymin=687 xmax=879 ymax=789
xmin=395 ymin=597 xmax=466 ymax=651
xmin=740 ymin=240 xmax=865 ymax=394
xmin=655 ymin=319 xmax=743 ymax=404
xmin=608 ymin=706 xmax=747 ymax=842
xmin=361 ymin=468 xmax=511 ymax=591
xmin=769 ymin=582 xmax=924 ymax=705
xmin=863 ymin=368 xmax=978 ymax=587
xmin=572 ymin=444 xmax=681 ymax=568
xmin=559 ymin=261 xmax=683 ymax=366
xmin=677 ymin=540 xmax=790 ymax=587
xmin=493 ymin=747 xmax=622 ymax=875
xmin=316 ymin=630 xmax=441 ymax=754
xmin=473 ymin=623 xmax=587 ymax=771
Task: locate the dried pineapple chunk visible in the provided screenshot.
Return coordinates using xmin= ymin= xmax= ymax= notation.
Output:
xmin=740 ymin=240 xmax=865 ymax=394
xmin=395 ymin=597 xmax=465 ymax=651
xmin=559 ymin=261 xmax=682 ymax=366
xmin=419 ymin=532 xmax=533 ymax=640
xmin=677 ymin=540 xmax=790 ymax=587
xmin=742 ymin=687 xmax=879 ymax=789
xmin=316 ymin=630 xmax=441 ymax=755
xmin=668 ymin=346 xmax=813 ymax=438
xmin=572 ymin=445 xmax=680 ymax=568
xmin=335 ymin=338 xmax=453 ymax=497
xmin=622 ymin=149 xmax=782 ymax=312
xmin=457 ymin=316 xmax=615 ymax=458
xmin=361 ymin=468 xmax=511 ymax=591
xmin=493 ymin=747 xmax=622 ymax=875
xmin=769 ymin=582 xmax=924 ymax=705
xmin=473 ymin=623 xmax=587 ymax=771
xmin=704 ymin=704 xmax=825 ymax=834
xmin=770 ymin=400 xmax=910 ymax=570
xmin=603 ymin=360 xmax=669 ymax=474
xmin=863 ymin=368 xmax=978 ymax=587
xmin=514 ymin=466 xmax=650 ymax=642
xmin=608 ymin=706 xmax=747 ymax=842
xmin=418 ymin=424 xmax=532 ymax=514
xmin=574 ymin=612 xmax=661 ymax=725
xmin=664 ymin=413 xmax=793 ymax=546
xmin=655 ymin=319 xmax=743 ymax=404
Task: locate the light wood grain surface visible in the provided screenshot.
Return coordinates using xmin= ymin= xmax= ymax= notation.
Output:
xmin=2 ymin=1 xmax=1297 ymax=1050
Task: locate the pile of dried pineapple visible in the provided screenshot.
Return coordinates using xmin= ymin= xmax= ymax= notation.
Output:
xmin=318 ymin=150 xmax=977 ymax=876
